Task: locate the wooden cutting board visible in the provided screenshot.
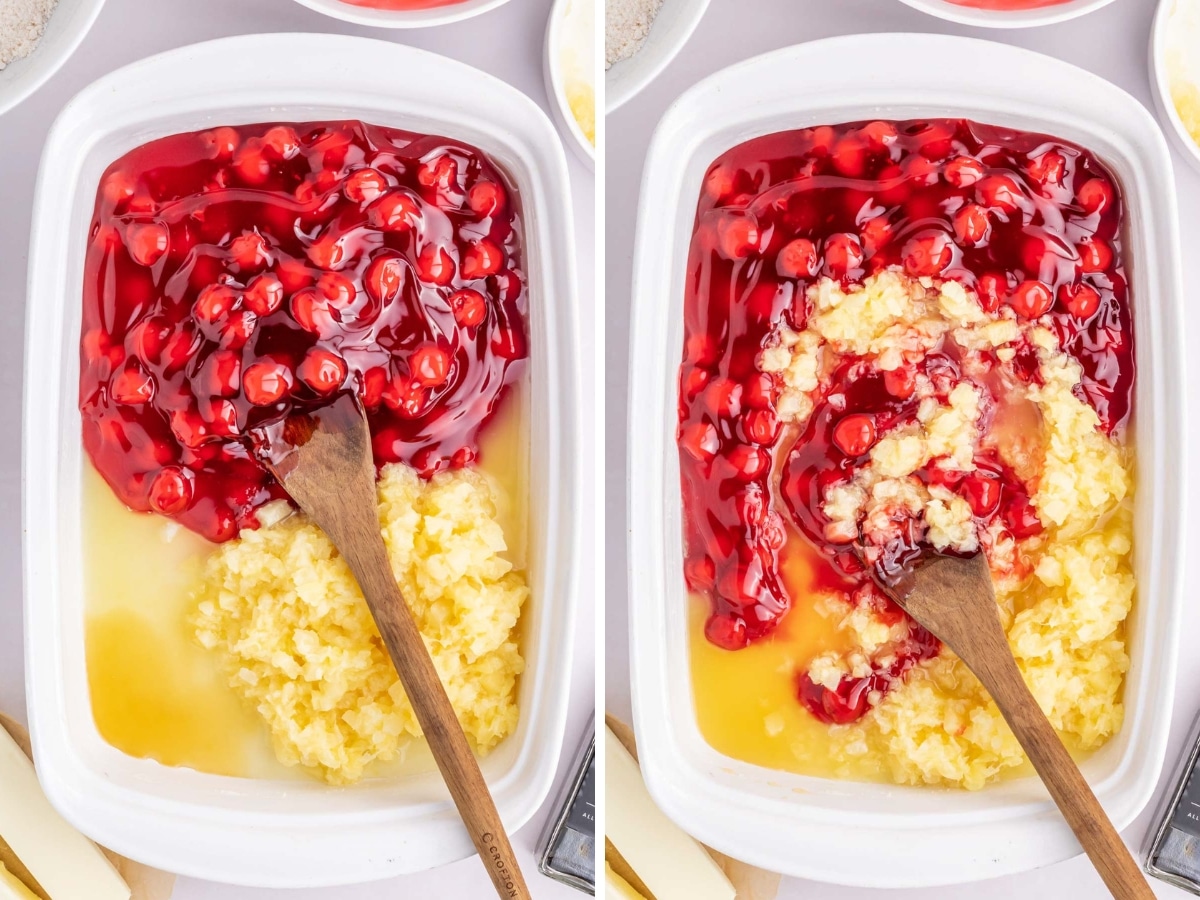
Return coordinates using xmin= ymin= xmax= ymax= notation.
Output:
xmin=0 ymin=711 xmax=176 ymax=900
xmin=605 ymin=714 xmax=782 ymax=900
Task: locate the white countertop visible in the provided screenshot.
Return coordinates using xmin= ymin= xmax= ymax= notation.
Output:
xmin=603 ymin=0 xmax=1200 ymax=896
xmin=0 ymin=0 xmax=596 ymax=897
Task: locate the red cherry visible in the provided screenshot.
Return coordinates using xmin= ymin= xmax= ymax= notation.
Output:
xmin=316 ymin=271 xmax=356 ymax=307
xmin=743 ymin=408 xmax=780 ymax=444
xmin=727 ymin=444 xmax=769 ymax=482
xmin=831 ymin=135 xmax=868 ymax=177
xmin=824 ymin=233 xmax=864 ymax=278
xmin=102 ymin=171 xmax=136 ymax=207
xmin=243 ymin=273 xmax=284 ymax=316
xmin=461 ymin=239 xmax=503 ymax=279
xmin=365 ymin=254 xmax=406 ymax=305
xmin=704 ymin=613 xmax=748 ymax=651
xmin=777 ymin=239 xmax=818 ymax=279
xmin=1004 ymin=494 xmax=1042 ymax=539
xmin=953 ymin=204 xmax=990 ymax=245
xmin=682 ymin=367 xmax=710 ymax=400
xmin=680 ymin=422 xmax=719 ymax=462
xmin=961 ymin=473 xmax=1001 ymax=517
xmin=344 ymin=167 xmax=388 ymax=204
xmin=169 ymin=409 xmax=212 ymax=449
xmin=703 ymin=377 xmax=742 ymax=419
xmin=1059 ymin=283 xmax=1101 ymax=319
xmin=903 ymin=232 xmax=954 ymax=277
xmin=242 ymin=360 xmax=293 ymax=406
xmin=1027 ymin=150 xmax=1067 ymax=186
xmin=905 ymin=154 xmax=940 ymax=186
xmin=276 ymin=258 xmax=314 ymax=293
xmin=199 ymin=349 xmax=241 ymax=398
xmin=416 ymin=245 xmax=456 ymax=286
xmin=193 ymin=284 xmax=238 ymax=324
xmin=127 ymin=223 xmax=168 ymax=267
xmin=306 ymin=233 xmax=346 ymax=270
xmin=233 ymin=144 xmax=270 ymax=185
xmin=298 ymin=348 xmax=348 ymax=395
xmin=1009 ymin=280 xmax=1053 ymax=319
xmin=684 ymin=555 xmax=717 ymax=592
xmin=976 ymin=175 xmax=1023 ymax=214
xmin=884 ymin=366 xmax=916 ymax=399
xmin=127 ymin=318 xmax=171 ymax=364
xmin=410 ymin=344 xmax=451 ymax=387
xmin=162 ymin=325 xmax=201 ymax=372
xmin=110 ymin=365 xmax=154 ymax=405
xmin=716 ymin=215 xmax=760 ymax=260
xmin=367 ymin=191 xmax=421 ymax=231
xmin=491 ymin=327 xmax=526 ymax=360
xmin=217 ymin=309 xmax=257 ymax=350
xmin=202 ymin=397 xmax=239 ymax=437
xmin=1077 ymin=237 xmax=1112 ymax=273
xmin=685 ymin=333 xmax=719 ymax=368
xmin=418 ymin=155 xmax=458 ymax=190
xmin=262 ymin=125 xmax=300 ymax=159
xmin=229 ymin=231 xmax=270 ymax=271
xmin=704 ymin=166 xmax=735 ymax=202
xmin=1077 ymin=178 xmax=1113 ymax=214
xmin=468 ymin=180 xmax=506 ymax=217
xmin=860 ymin=216 xmax=893 ymax=254
xmin=451 ymin=446 xmax=477 ymax=469
xmin=833 ymin=414 xmax=876 ymax=457
xmin=945 ymin=157 xmax=985 ymax=188
xmin=202 ymin=127 xmax=239 ymax=160
xmin=861 ymin=121 xmax=898 ymax=151
xmin=361 ymin=367 xmax=389 ymax=410
xmin=289 ymin=287 xmax=337 ymax=336
xmin=382 ymin=375 xmax=429 ymax=419
xmin=449 ymin=288 xmax=487 ymax=327
xmin=149 ymin=466 xmax=192 ymax=515
xmin=743 ymin=372 xmax=776 ymax=410
xmin=926 ymin=458 xmax=966 ymax=489
xmin=975 ymin=273 xmax=1008 ymax=313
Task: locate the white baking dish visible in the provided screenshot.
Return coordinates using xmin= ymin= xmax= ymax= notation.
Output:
xmin=626 ymin=33 xmax=1185 ymax=888
xmin=23 ymin=33 xmax=581 ymax=889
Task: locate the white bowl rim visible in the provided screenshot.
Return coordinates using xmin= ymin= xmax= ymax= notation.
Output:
xmin=1149 ymin=0 xmax=1200 ymax=174
xmin=896 ymin=0 xmax=1118 ymax=28
xmin=0 ymin=0 xmax=109 ymax=119
xmin=605 ymin=0 xmax=713 ymax=114
xmin=287 ymin=0 xmax=515 ymax=28
xmin=544 ymin=0 xmax=596 ymax=164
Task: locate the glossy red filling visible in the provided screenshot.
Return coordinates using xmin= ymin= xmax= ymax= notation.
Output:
xmin=340 ymin=0 xmax=468 ymax=8
xmin=947 ymin=0 xmax=1072 ymax=8
xmin=677 ymin=118 xmax=1133 ymax=721
xmin=80 ymin=121 xmax=528 ymax=543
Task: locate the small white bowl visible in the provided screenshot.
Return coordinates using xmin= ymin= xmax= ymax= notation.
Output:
xmin=287 ymin=0 xmax=514 ymax=28
xmin=606 ymin=0 xmax=710 ymax=114
xmin=0 ymin=0 xmax=106 ymax=119
xmin=544 ymin=0 xmax=596 ymax=167
xmin=896 ymin=0 xmax=1117 ymax=28
xmin=1150 ymin=0 xmax=1200 ymax=174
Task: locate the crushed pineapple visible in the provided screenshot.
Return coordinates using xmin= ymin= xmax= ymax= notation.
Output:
xmin=192 ymin=464 xmax=527 ymax=784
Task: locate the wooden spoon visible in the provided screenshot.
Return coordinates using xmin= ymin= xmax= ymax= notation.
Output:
xmin=250 ymin=394 xmax=529 ymax=900
xmin=883 ymin=553 xmax=1153 ymax=900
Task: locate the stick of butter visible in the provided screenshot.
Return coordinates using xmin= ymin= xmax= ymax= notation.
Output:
xmin=0 ymin=727 xmax=130 ymax=900
xmin=605 ymin=726 xmax=735 ymax=900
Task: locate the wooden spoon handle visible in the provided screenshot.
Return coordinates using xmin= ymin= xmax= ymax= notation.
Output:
xmin=975 ymin=635 xmax=1153 ymax=899
xmin=344 ymin=536 xmax=530 ymax=900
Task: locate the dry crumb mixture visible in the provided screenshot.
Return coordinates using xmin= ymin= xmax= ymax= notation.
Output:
xmin=0 ymin=0 xmax=56 ymax=70
xmin=606 ymin=0 xmax=663 ymax=69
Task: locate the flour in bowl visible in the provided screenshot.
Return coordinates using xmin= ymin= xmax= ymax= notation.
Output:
xmin=0 ymin=0 xmax=57 ymax=70
xmin=606 ymin=0 xmax=663 ymax=69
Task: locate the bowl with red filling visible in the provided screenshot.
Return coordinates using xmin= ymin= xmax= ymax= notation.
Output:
xmin=23 ymin=33 xmax=580 ymax=887
xmin=287 ymin=0 xmax=516 ymax=28
xmin=896 ymin=0 xmax=1118 ymax=28
xmin=628 ymin=33 xmax=1184 ymax=887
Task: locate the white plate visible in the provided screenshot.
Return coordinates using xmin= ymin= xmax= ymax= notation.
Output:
xmin=1150 ymin=0 xmax=1200 ymax=174
xmin=287 ymin=0 xmax=514 ymax=28
xmin=0 ymin=0 xmax=106 ymax=119
xmin=544 ymin=0 xmax=596 ymax=167
xmin=627 ymin=32 xmax=1185 ymax=889
xmin=897 ymin=0 xmax=1117 ymax=28
xmin=23 ymin=33 xmax=582 ymax=889
xmin=606 ymin=0 xmax=710 ymax=114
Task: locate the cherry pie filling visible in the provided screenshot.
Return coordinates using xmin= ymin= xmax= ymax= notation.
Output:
xmin=677 ymin=118 xmax=1133 ymax=726
xmin=80 ymin=120 xmax=528 ymax=543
